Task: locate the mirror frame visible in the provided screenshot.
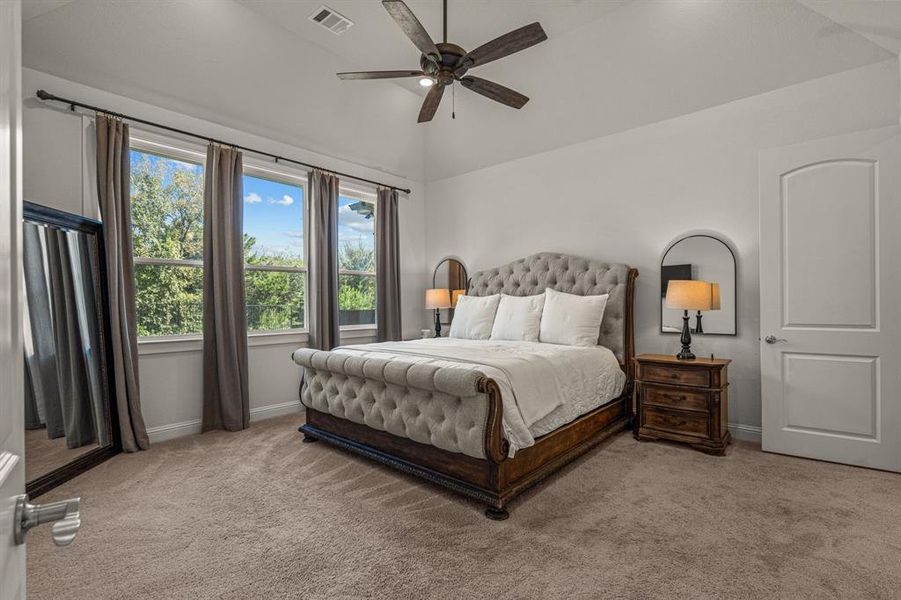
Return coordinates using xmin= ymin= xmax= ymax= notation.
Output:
xmin=431 ymin=256 xmax=468 ymax=289
xmin=432 ymin=257 xmax=468 ymax=326
xmin=24 ymin=201 xmax=122 ymax=498
xmin=659 ymin=233 xmax=737 ymax=337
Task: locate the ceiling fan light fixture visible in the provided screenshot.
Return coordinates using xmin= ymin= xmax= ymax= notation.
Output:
xmin=418 ymin=76 xmax=435 ymax=87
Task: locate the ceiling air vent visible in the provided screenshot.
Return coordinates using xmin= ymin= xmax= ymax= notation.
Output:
xmin=309 ymin=5 xmax=354 ymax=35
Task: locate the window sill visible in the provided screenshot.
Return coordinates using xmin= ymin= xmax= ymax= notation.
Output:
xmin=340 ymin=326 xmax=378 ymax=341
xmin=137 ymin=327 xmax=376 ymax=357
xmin=138 ymin=329 xmax=310 ymax=355
xmin=137 ymin=335 xmax=203 ymax=355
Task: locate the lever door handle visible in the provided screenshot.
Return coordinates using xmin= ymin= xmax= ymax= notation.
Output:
xmin=764 ymin=335 xmax=788 ymax=344
xmin=14 ymin=494 xmax=81 ymax=546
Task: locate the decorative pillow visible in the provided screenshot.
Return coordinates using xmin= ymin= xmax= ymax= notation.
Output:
xmin=490 ymin=293 xmax=545 ymax=342
xmin=539 ymin=287 xmax=609 ymax=347
xmin=449 ymin=294 xmax=501 ymax=340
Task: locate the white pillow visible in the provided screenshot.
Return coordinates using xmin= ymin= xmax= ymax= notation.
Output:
xmin=449 ymin=294 xmax=500 ymax=340
xmin=490 ymin=293 xmax=545 ymax=342
xmin=539 ymin=287 xmax=609 ymax=347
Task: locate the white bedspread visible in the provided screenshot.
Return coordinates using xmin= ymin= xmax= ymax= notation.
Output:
xmin=334 ymin=338 xmax=625 ymax=456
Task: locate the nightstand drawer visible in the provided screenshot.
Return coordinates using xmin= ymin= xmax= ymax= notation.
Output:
xmin=643 ymin=384 xmax=708 ymax=413
xmin=642 ymin=406 xmax=708 ymax=438
xmin=641 ymin=363 xmax=710 ymax=388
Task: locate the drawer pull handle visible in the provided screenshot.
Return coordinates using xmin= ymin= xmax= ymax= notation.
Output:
xmin=662 ymin=394 xmax=685 ymax=402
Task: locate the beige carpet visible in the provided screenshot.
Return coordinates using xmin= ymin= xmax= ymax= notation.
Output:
xmin=27 ymin=414 xmax=901 ymax=600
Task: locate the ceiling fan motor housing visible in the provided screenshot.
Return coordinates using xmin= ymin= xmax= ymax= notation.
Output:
xmin=421 ymin=42 xmax=468 ymax=84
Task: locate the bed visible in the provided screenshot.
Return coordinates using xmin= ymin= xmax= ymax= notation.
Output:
xmin=294 ymin=252 xmax=638 ymax=519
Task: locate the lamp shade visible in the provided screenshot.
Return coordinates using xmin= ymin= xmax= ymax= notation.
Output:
xmin=425 ymin=288 xmax=452 ymax=310
xmin=665 ymin=280 xmax=712 ymax=311
xmin=709 ymin=282 xmax=721 ymax=310
xmin=451 ymin=289 xmax=466 ymax=307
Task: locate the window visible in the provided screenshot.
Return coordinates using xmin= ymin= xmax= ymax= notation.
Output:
xmin=130 ymin=145 xmax=205 ymax=337
xmin=242 ymin=168 xmax=306 ymax=332
xmin=131 ymin=136 xmax=366 ymax=338
xmin=338 ymin=189 xmax=376 ymax=327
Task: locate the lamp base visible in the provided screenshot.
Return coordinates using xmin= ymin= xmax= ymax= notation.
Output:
xmin=677 ymin=310 xmax=695 ymax=361
xmin=434 ymin=309 xmax=442 ymax=338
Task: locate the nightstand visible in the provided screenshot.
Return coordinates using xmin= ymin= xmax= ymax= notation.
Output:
xmin=634 ymin=354 xmax=732 ymax=455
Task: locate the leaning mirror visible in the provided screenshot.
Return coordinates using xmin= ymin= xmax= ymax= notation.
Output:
xmin=23 ymin=202 xmax=120 ymax=497
xmin=660 ymin=234 xmax=736 ymax=336
xmin=432 ymin=257 xmax=468 ymax=328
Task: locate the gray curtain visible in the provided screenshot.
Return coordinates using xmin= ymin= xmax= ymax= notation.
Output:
xmin=308 ymin=169 xmax=340 ymax=350
xmin=202 ymin=144 xmax=249 ymax=432
xmin=23 ymin=223 xmax=63 ymax=438
xmin=96 ymin=115 xmax=150 ymax=452
xmin=376 ymin=187 xmax=402 ymax=342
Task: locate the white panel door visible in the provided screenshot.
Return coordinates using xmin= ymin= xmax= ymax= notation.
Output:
xmin=759 ymin=126 xmax=901 ymax=472
xmin=0 ymin=0 xmax=25 ymax=598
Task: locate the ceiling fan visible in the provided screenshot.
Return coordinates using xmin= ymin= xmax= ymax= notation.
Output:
xmin=337 ymin=0 xmax=548 ymax=123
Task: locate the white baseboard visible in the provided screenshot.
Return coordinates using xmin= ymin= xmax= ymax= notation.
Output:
xmin=146 ymin=401 xmax=303 ymax=444
xmin=146 ymin=418 xmax=202 ymax=443
xmin=249 ymin=400 xmax=303 ymax=422
xmin=729 ymin=422 xmax=762 ymax=442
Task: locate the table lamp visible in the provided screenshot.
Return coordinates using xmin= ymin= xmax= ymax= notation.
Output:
xmin=665 ymin=280 xmax=712 ymax=360
xmin=695 ymin=282 xmax=720 ymax=334
xmin=425 ymin=288 xmax=451 ymax=337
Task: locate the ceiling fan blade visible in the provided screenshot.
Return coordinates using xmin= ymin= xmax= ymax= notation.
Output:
xmin=337 ymin=70 xmax=424 ymax=80
xmin=418 ymin=84 xmax=445 ymax=123
xmin=382 ymin=0 xmax=441 ymax=61
xmin=455 ymin=22 xmax=547 ymax=74
xmin=460 ymin=77 xmax=529 ymax=109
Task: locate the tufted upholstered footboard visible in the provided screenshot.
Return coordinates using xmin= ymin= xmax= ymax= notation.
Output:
xmin=293 ymin=348 xmax=508 ymax=463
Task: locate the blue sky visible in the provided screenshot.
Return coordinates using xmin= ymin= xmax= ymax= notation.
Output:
xmin=243 ymin=174 xmax=305 ymax=259
xmin=244 ymin=176 xmax=375 ymax=260
xmin=130 ymin=149 xmax=373 ymax=263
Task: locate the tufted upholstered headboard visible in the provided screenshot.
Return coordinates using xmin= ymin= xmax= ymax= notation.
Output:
xmin=467 ymin=252 xmax=638 ymax=369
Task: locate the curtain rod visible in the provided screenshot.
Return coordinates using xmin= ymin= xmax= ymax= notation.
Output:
xmin=35 ymin=89 xmax=413 ymax=195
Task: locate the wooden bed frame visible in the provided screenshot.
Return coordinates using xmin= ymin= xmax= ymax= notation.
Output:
xmin=299 ymin=266 xmax=638 ymax=520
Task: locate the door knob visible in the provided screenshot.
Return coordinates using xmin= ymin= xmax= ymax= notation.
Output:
xmin=13 ymin=494 xmax=81 ymax=546
xmin=764 ymin=335 xmax=787 ymax=344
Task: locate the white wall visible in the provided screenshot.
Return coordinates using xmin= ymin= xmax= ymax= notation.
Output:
xmin=22 ymin=68 xmax=427 ymax=442
xmin=424 ymin=59 xmax=901 ymax=438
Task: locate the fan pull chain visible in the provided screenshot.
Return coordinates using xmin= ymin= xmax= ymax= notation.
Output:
xmin=452 ymin=84 xmax=456 ymax=120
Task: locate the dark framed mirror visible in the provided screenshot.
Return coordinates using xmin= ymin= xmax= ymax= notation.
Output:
xmin=432 ymin=257 xmax=468 ymax=326
xmin=660 ymin=233 xmax=737 ymax=336
xmin=23 ymin=202 xmax=121 ymax=497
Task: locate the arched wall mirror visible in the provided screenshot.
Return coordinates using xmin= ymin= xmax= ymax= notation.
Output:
xmin=660 ymin=234 xmax=737 ymax=336
xmin=431 ymin=257 xmax=468 ymax=330
xmin=432 ymin=257 xmax=468 ymax=291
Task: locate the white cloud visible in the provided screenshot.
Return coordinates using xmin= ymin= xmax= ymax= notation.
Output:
xmin=244 ymin=192 xmax=262 ymax=204
xmin=338 ymin=204 xmax=373 ymax=234
xmin=284 ymin=231 xmax=304 ymax=246
xmin=270 ymin=194 xmax=294 ymax=206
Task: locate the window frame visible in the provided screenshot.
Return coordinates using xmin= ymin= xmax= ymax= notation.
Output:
xmin=129 ymin=132 xmax=380 ymax=345
xmin=337 ymin=185 xmax=377 ymax=332
xmin=241 ymin=161 xmax=309 ymax=335
xmin=130 ymin=135 xmax=207 ymax=343
xmin=130 ymin=137 xmax=313 ymax=341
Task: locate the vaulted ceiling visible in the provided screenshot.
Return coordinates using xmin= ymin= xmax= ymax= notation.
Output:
xmin=21 ymin=0 xmax=898 ymax=182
